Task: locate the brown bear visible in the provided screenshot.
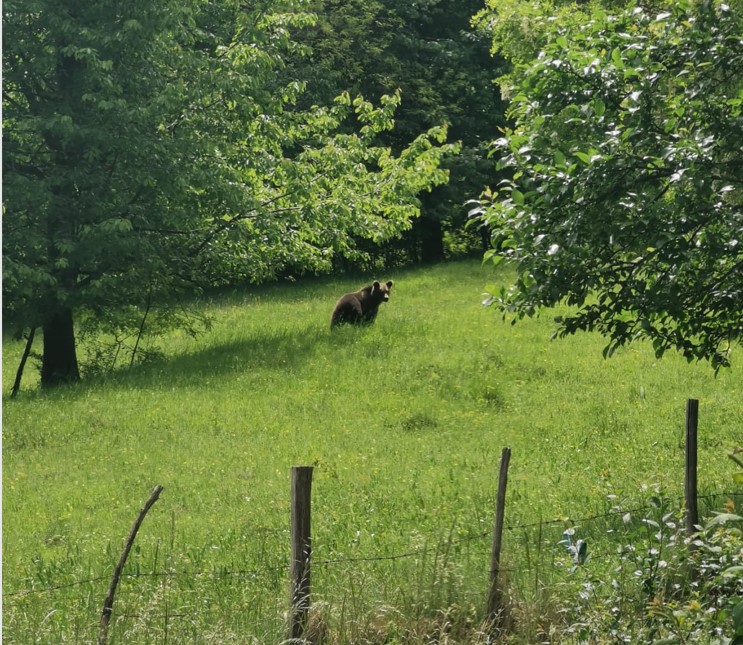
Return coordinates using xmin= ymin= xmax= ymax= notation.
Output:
xmin=330 ymin=280 xmax=394 ymax=328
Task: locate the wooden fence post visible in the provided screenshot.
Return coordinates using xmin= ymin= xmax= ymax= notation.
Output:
xmin=290 ymin=466 xmax=314 ymax=642
xmin=99 ymin=485 xmax=164 ymax=645
xmin=487 ymin=447 xmax=511 ymax=635
xmin=685 ymin=399 xmax=699 ymax=537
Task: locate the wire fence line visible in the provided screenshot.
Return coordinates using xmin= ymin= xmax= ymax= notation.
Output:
xmin=6 ymin=489 xmax=739 ymax=605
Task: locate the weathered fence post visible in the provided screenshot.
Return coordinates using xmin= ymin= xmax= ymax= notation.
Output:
xmin=99 ymin=485 xmax=164 ymax=645
xmin=290 ymin=466 xmax=314 ymax=642
xmin=685 ymin=399 xmax=699 ymax=537
xmin=487 ymin=447 xmax=511 ymax=636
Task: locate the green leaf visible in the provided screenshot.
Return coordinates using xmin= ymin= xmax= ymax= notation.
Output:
xmin=706 ymin=513 xmax=743 ymax=527
xmin=611 ymin=47 xmax=624 ymax=68
xmin=733 ymin=599 xmax=743 ymax=635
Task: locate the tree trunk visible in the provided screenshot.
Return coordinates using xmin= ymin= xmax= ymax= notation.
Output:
xmin=418 ymin=217 xmax=445 ymax=264
xmin=41 ymin=308 xmax=80 ymax=387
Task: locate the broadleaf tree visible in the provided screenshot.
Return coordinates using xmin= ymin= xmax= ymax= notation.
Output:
xmin=290 ymin=0 xmax=505 ymax=264
xmin=2 ymin=0 xmax=458 ymax=387
xmin=476 ymin=0 xmax=743 ymax=369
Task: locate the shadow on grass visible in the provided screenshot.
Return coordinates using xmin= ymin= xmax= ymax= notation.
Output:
xmin=137 ymin=325 xmax=336 ymax=386
xmin=4 ymin=322 xmax=371 ymax=403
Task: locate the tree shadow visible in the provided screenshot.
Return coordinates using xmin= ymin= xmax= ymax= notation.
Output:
xmin=4 ymin=321 xmax=369 ymax=402
xmin=109 ymin=322 xmax=366 ymax=390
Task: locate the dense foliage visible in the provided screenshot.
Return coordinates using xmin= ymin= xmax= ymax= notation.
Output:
xmin=477 ymin=1 xmax=743 ymax=369
xmin=2 ymin=0 xmax=457 ymax=385
xmin=555 ymin=492 xmax=743 ymax=644
xmin=291 ymin=0 xmax=505 ymax=264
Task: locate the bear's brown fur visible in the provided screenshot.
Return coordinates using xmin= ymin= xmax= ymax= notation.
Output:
xmin=330 ymin=280 xmax=394 ymax=328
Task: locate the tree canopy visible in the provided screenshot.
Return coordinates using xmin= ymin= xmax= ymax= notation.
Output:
xmin=476 ymin=0 xmax=743 ymax=369
xmin=290 ymin=0 xmax=505 ymax=263
xmin=2 ymin=0 xmax=457 ymax=386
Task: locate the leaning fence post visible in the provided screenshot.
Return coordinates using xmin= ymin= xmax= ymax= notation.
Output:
xmin=685 ymin=399 xmax=699 ymax=537
xmin=487 ymin=447 xmax=511 ymax=635
xmin=290 ymin=466 xmax=314 ymax=642
xmin=99 ymin=485 xmax=164 ymax=645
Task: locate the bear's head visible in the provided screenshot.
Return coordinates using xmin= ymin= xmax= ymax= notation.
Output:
xmin=371 ymin=280 xmax=393 ymax=302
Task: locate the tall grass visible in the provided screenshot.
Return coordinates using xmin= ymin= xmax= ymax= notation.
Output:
xmin=3 ymin=259 xmax=741 ymax=643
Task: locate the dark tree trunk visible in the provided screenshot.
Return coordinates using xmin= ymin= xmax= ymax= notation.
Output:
xmin=41 ymin=308 xmax=80 ymax=387
xmin=481 ymin=225 xmax=491 ymax=253
xmin=418 ymin=217 xmax=445 ymax=264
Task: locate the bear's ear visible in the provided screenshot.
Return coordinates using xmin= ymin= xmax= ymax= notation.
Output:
xmin=372 ymin=280 xmax=381 ymax=291
xmin=386 ymin=280 xmax=393 ymax=289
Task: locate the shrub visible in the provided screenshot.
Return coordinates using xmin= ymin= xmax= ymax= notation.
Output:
xmin=552 ymin=489 xmax=743 ymax=644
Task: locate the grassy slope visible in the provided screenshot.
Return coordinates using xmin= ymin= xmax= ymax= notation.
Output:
xmin=3 ymin=259 xmax=741 ymax=643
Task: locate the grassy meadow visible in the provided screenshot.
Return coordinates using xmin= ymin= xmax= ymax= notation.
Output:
xmin=3 ymin=259 xmax=742 ymax=643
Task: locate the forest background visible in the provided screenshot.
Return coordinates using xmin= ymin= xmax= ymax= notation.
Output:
xmin=5 ymin=0 xmax=741 ymax=385
xmin=3 ymin=0 xmax=500 ymax=388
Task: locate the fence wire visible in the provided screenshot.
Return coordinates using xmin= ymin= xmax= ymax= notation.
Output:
xmin=5 ymin=490 xmax=740 ymax=605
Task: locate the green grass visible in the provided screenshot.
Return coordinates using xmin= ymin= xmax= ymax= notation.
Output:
xmin=3 ymin=259 xmax=742 ymax=643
